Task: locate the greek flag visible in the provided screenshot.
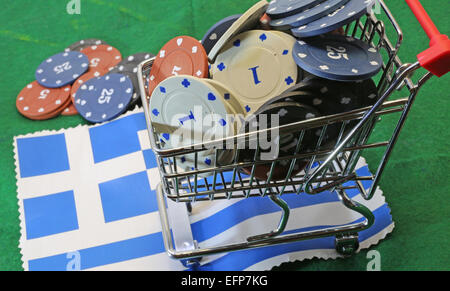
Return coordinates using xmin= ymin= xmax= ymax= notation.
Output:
xmin=14 ymin=109 xmax=394 ymax=271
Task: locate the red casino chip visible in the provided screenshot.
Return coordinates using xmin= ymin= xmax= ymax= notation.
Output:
xmin=16 ymin=81 xmax=71 ymax=120
xmin=81 ymin=44 xmax=122 ymax=72
xmin=331 ymin=27 xmax=346 ymax=35
xmin=32 ymin=97 xmax=72 ymax=120
xmin=61 ymin=102 xmax=78 ymax=116
xmin=260 ymin=13 xmax=272 ymax=30
xmin=147 ymin=36 xmax=209 ymax=96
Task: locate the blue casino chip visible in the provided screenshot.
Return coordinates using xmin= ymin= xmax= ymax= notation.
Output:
xmin=35 ymin=51 xmax=89 ymax=88
xmin=270 ymin=0 xmax=350 ymax=29
xmin=74 ymin=73 xmax=133 ymax=123
xmin=267 ymin=0 xmax=326 ymax=19
xmin=291 ymin=0 xmax=376 ymax=38
xmin=292 ymin=34 xmax=383 ymax=81
xmin=201 ymin=14 xmax=242 ymax=55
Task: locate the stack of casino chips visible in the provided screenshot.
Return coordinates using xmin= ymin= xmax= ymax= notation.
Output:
xmin=147 ymin=0 xmax=382 ymax=180
xmin=16 ymin=39 xmax=154 ymax=122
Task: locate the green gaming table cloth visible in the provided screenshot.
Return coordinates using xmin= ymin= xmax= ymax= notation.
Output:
xmin=0 ymin=0 xmax=448 ymax=271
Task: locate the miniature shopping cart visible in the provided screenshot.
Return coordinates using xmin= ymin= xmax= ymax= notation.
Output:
xmin=137 ymin=0 xmax=449 ymax=267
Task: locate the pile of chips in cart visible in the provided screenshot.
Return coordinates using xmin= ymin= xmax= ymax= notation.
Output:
xmin=148 ymin=0 xmax=383 ymax=180
xmin=16 ymin=39 xmax=154 ymax=122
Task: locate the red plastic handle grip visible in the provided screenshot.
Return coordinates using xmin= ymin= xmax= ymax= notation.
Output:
xmin=405 ymin=0 xmax=450 ymax=77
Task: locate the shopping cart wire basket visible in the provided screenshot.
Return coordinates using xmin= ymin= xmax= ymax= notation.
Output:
xmin=137 ymin=0 xmax=449 ymax=266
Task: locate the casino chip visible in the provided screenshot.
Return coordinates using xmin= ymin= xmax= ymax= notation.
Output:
xmin=17 ymin=81 xmax=71 ymax=120
xmin=279 ymin=74 xmax=320 ymax=95
xmin=269 ymin=29 xmax=296 ymax=42
xmin=353 ymin=78 xmax=379 ymax=107
xmin=208 ymin=0 xmax=269 ymax=62
xmin=147 ymin=36 xmax=209 ymax=96
xmin=35 ymin=51 xmax=89 ymax=88
xmin=116 ymin=52 xmax=155 ymax=74
xmin=239 ymin=101 xmax=320 ymax=181
xmin=70 ymin=68 xmax=109 ymax=104
xmin=108 ymin=52 xmax=155 ymax=109
xmin=266 ymin=0 xmax=325 ymax=19
xmin=269 ymin=0 xmax=350 ymax=30
xmin=111 ymin=52 xmax=155 ymax=78
xmin=198 ymin=79 xmax=244 ymax=167
xmin=81 ymin=44 xmax=122 ymax=72
xmin=277 ymin=75 xmax=379 ymax=149
xmin=292 ymin=34 xmax=383 ymax=81
xmin=280 ymin=75 xmax=371 ymax=115
xmin=202 ymin=15 xmax=242 ymax=55
xmin=29 ymin=97 xmax=72 ymax=120
xmin=74 ymin=73 xmax=133 ymax=123
xmin=109 ymin=67 xmax=140 ymax=110
xmin=122 ymin=52 xmax=155 ymax=67
xmin=149 ymin=76 xmax=235 ymax=173
xmin=259 ymin=13 xmax=272 ymax=30
xmin=273 ymin=89 xmax=343 ymax=148
xmin=204 ymin=79 xmax=245 ymax=117
xmin=61 ymin=102 xmax=78 ymax=116
xmin=66 ymin=39 xmax=108 ymax=52
xmin=204 ymin=79 xmax=246 ymax=138
xmin=212 ymin=30 xmax=298 ymax=115
xmin=291 ymin=0 xmax=376 ymax=38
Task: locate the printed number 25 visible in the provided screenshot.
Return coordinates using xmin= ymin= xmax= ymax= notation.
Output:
xmin=98 ymin=88 xmax=114 ymax=104
xmin=54 ymin=62 xmax=72 ymax=74
xmin=326 ymin=46 xmax=349 ymax=60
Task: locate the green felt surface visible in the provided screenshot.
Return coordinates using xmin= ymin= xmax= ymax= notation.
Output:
xmin=0 ymin=0 xmax=448 ymax=271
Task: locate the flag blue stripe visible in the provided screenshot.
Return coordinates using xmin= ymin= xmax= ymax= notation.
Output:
xmin=28 ymin=232 xmax=165 ymax=271
xmin=89 ymin=112 xmax=147 ymax=164
xmin=195 ymin=203 xmax=392 ymax=271
xmin=17 ymin=134 xmax=70 ymax=178
xmin=191 ymin=191 xmax=340 ymax=242
xmin=191 ymin=165 xmax=373 ymax=243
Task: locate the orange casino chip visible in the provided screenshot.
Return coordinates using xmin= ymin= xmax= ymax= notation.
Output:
xmin=16 ymin=81 xmax=71 ymax=120
xmin=147 ymin=36 xmax=209 ymax=96
xmin=81 ymin=44 xmax=122 ymax=71
xmin=61 ymin=102 xmax=78 ymax=116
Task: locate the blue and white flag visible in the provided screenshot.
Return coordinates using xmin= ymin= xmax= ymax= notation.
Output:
xmin=14 ymin=109 xmax=394 ymax=271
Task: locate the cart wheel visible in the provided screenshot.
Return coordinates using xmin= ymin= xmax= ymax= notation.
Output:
xmin=181 ymin=257 xmax=202 ymax=269
xmin=335 ymin=233 xmax=360 ymax=257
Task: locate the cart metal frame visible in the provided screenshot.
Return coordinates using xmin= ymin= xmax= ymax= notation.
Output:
xmin=136 ymin=0 xmax=447 ymax=266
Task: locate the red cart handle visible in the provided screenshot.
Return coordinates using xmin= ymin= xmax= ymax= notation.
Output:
xmin=405 ymin=0 xmax=450 ymax=77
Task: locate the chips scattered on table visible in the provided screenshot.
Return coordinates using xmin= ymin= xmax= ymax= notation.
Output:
xmin=74 ymin=73 xmax=133 ymax=123
xmin=16 ymin=81 xmax=71 ymax=120
xmin=65 ymin=38 xmax=108 ymax=52
xmin=16 ymin=38 xmax=154 ymax=122
xmin=81 ymin=44 xmax=123 ymax=72
xmin=35 ymin=51 xmax=89 ymax=88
